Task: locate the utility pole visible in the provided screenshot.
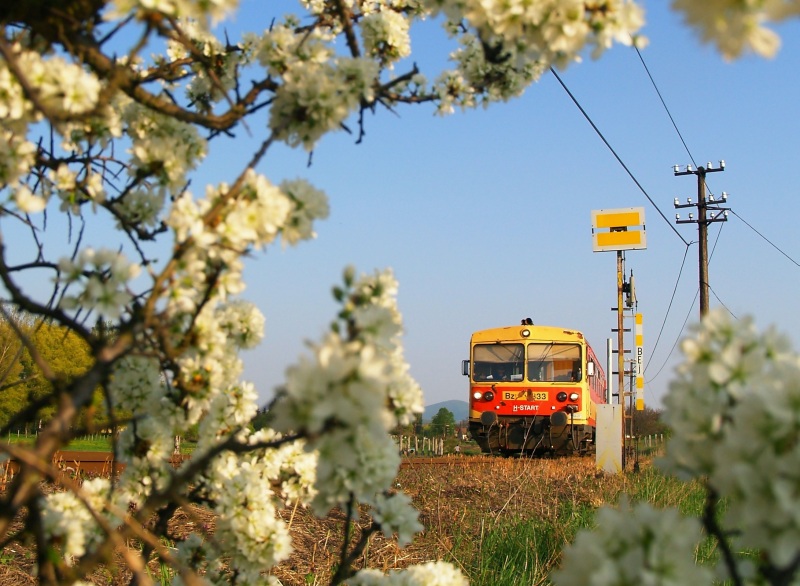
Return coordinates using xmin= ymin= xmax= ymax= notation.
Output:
xmin=673 ymin=161 xmax=729 ymax=318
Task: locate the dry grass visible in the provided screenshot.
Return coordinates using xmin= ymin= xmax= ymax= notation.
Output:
xmin=274 ymin=456 xmax=637 ymax=585
xmin=0 ymin=456 xmax=645 ymax=585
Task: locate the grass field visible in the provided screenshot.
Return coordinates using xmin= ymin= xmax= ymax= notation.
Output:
xmin=4 ymin=434 xmax=196 ymax=453
xmin=270 ymin=454 xmax=711 ymax=586
xmin=0 ymin=448 xmax=711 ymax=585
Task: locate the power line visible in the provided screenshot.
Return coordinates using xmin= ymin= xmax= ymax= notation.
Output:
xmin=730 ymin=209 xmax=800 ymax=268
xmin=644 ymin=287 xmax=697 ymax=385
xmin=706 ymin=221 xmax=737 ymax=318
xmin=645 ymin=219 xmax=731 ymax=384
xmin=548 ymin=67 xmax=690 ymax=247
xmin=643 ymin=244 xmax=691 ymax=374
xmin=634 ymin=46 xmax=697 ymax=168
xmin=548 ymin=63 xmax=696 ymax=393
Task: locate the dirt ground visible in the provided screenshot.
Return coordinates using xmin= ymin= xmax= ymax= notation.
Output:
xmin=0 ymin=456 xmax=631 ymax=585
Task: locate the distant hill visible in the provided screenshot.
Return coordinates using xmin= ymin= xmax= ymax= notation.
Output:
xmin=423 ymin=400 xmax=468 ymax=423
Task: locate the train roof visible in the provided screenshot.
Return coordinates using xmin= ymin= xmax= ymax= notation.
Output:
xmin=470 ymin=323 xmax=586 ymax=344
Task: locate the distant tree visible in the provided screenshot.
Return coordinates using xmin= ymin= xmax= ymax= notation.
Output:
xmin=631 ymin=406 xmax=667 ymax=437
xmin=250 ymin=407 xmax=270 ymax=432
xmin=0 ymin=311 xmax=104 ymax=433
xmin=0 ymin=308 xmax=28 ymax=429
xmin=430 ymin=408 xmax=456 ymax=437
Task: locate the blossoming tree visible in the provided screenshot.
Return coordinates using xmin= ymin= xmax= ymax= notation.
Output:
xmin=0 ymin=0 xmax=797 ymax=584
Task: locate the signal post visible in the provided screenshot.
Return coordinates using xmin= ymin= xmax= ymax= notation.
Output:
xmin=591 ymin=208 xmax=646 ymax=473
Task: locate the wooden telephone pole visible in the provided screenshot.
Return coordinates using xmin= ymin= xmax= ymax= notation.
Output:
xmin=674 ymin=161 xmax=729 ymax=317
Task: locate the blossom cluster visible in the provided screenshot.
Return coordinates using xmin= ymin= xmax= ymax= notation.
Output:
xmin=166 ymin=169 xmax=328 ymax=313
xmin=660 ymin=309 xmax=800 ymax=574
xmin=270 ymin=268 xmax=426 ymax=531
xmin=361 ymin=11 xmax=412 ymax=66
xmin=123 ymin=99 xmax=207 ymax=191
xmin=672 ymin=0 xmax=800 ymax=59
xmin=554 ymin=310 xmax=800 ymax=585
xmin=41 ymin=478 xmax=115 ymax=563
xmin=0 ymin=42 xmax=109 ymax=214
xmin=57 ymin=248 xmax=141 ymax=320
xmin=269 ymin=57 xmax=380 ymax=150
xmin=108 ymin=0 xmax=240 ymax=26
xmin=349 ymin=560 xmax=471 ymax=585
xmin=420 ymin=0 xmax=646 ymax=114
xmin=552 ymin=497 xmax=712 ymax=586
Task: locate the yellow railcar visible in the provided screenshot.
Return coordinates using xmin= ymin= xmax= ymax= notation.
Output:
xmin=463 ymin=319 xmax=607 ymax=455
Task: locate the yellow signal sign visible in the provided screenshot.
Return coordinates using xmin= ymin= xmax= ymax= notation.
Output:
xmin=591 ymin=207 xmax=647 ymax=252
xmin=635 ymin=313 xmax=644 ymax=411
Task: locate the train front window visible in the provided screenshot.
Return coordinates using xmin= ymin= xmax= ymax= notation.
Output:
xmin=473 ymin=343 xmax=524 ymax=381
xmin=527 ymin=343 xmax=582 ymax=382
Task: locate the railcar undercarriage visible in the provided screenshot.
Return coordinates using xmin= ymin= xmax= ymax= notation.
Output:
xmin=469 ymin=412 xmax=595 ymax=456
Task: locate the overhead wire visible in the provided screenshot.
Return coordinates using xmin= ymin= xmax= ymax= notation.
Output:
xmin=548 ymin=63 xmax=694 ymax=387
xmin=642 ymin=245 xmax=690 ymax=374
xmin=645 ymin=202 xmax=730 ymax=383
xmin=549 ymin=66 xmax=690 ymax=247
xmin=730 ymin=209 xmax=800 ymax=268
xmin=634 ymin=46 xmax=697 ymax=168
xmin=629 ymin=45 xmax=704 ymax=381
xmin=706 ymin=216 xmax=735 ymax=317
xmin=553 ymin=43 xmax=799 ymax=396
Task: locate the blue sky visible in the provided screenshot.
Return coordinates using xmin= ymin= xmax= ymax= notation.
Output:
xmin=216 ymin=0 xmax=800 ymax=411
xmin=6 ymin=1 xmax=800 ymax=411
xmin=225 ymin=1 xmax=800 ymax=410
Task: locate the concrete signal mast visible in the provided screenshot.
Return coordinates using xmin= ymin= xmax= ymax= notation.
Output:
xmin=673 ymin=161 xmax=729 ymax=317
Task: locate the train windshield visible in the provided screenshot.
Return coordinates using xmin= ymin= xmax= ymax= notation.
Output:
xmin=473 ymin=343 xmax=524 ymax=381
xmin=527 ymin=343 xmax=582 ymax=382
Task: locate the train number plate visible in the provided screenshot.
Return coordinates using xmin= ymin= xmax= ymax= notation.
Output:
xmin=502 ymin=391 xmax=548 ymax=401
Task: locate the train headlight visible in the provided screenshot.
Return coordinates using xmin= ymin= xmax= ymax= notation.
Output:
xmin=569 ymin=392 xmax=579 ymax=401
xmin=483 ymin=390 xmax=495 ymax=402
xmin=556 ymin=391 xmax=567 ymax=402
xmin=473 ymin=391 xmax=483 ymax=400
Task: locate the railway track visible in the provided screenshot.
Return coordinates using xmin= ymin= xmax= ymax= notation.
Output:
xmin=2 ymin=452 xmax=496 ymax=481
xmin=2 ymin=451 xmax=190 ymax=482
xmin=399 ymin=455 xmax=498 ymax=468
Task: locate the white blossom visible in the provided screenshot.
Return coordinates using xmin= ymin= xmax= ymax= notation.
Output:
xmin=672 ymin=0 xmax=783 ymax=59
xmin=372 ymin=492 xmax=423 ymax=546
xmin=57 ymin=248 xmax=141 ymax=319
xmin=650 ymin=309 xmax=800 ymax=580
xmin=41 ymin=479 xmax=112 ymax=563
xmin=361 ymin=11 xmax=412 ymax=66
xmin=270 ymin=268 xmax=424 ymax=516
xmin=108 ymin=0 xmax=240 ymax=26
xmin=552 ymin=497 xmax=713 ymax=586
xmin=280 ymin=178 xmax=330 ymax=245
xmin=12 ymin=184 xmax=47 ymax=213
xmin=349 ymin=561 xmax=470 ymax=586
xmin=270 ymin=58 xmax=379 ymax=150
xmin=124 ymin=101 xmax=207 ymax=190
xmin=0 ymin=130 xmax=36 ymax=186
